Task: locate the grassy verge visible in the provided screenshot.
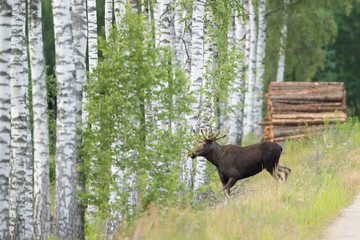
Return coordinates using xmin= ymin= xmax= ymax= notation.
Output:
xmin=117 ymin=119 xmax=360 ymax=240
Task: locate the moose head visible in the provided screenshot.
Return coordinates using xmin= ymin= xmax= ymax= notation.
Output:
xmin=188 ymin=129 xmax=226 ymax=159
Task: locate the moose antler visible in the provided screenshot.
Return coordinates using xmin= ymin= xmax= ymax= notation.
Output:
xmin=197 ymin=129 xmax=226 ymax=142
xmin=192 ymin=129 xmax=204 ymax=143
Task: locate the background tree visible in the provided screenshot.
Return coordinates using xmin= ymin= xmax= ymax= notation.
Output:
xmin=242 ymin=0 xmax=257 ymax=140
xmin=0 ymin=0 xmax=12 ymax=238
xmin=275 ymin=0 xmax=289 ymax=83
xmin=8 ymin=0 xmax=34 ymax=238
xmin=28 ymin=0 xmax=51 ymax=238
xmin=254 ymin=0 xmax=267 ymax=138
xmin=71 ymin=0 xmax=88 ymax=238
xmin=313 ymin=0 xmax=360 ymax=116
xmin=52 ymin=0 xmax=78 ymax=238
xmin=190 ymin=0 xmax=206 ymax=192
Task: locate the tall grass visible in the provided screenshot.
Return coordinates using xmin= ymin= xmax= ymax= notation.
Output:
xmin=114 ymin=119 xmax=360 ymax=240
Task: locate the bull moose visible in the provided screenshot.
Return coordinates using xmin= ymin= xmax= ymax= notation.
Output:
xmin=188 ymin=129 xmax=291 ymax=200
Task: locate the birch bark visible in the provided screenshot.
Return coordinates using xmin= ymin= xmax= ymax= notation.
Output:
xmin=8 ymin=0 xmax=34 ymax=238
xmin=0 ymin=0 xmax=12 ymax=238
xmin=182 ymin=4 xmax=192 ymax=75
xmin=254 ymin=0 xmax=266 ymax=137
xmin=173 ymin=3 xmax=183 ymax=67
xmin=71 ymin=0 xmax=87 ymax=238
xmin=159 ymin=0 xmax=171 ymax=48
xmin=181 ymin=3 xmax=193 ymax=188
xmin=87 ymin=0 xmax=98 ymax=74
xmin=86 ymin=0 xmax=98 ymax=223
xmin=52 ymin=0 xmax=78 ymax=238
xmin=153 ymin=0 xmax=161 ymax=47
xmin=191 ymin=0 xmax=206 ymax=191
xmin=105 ymin=0 xmax=113 ymax=39
xmin=276 ymin=0 xmax=289 ymax=83
xmin=227 ymin=11 xmax=246 ymax=145
xmin=114 ymin=0 xmax=125 ymax=25
xmin=193 ymin=5 xmax=214 ymax=192
xmin=28 ymin=0 xmax=51 ymax=238
xmin=242 ymin=0 xmax=257 ymax=139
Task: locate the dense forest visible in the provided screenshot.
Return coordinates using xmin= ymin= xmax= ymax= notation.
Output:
xmin=0 ymin=0 xmax=359 ymax=239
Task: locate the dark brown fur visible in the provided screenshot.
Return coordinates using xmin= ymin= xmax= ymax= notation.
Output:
xmin=189 ymin=134 xmax=291 ymax=198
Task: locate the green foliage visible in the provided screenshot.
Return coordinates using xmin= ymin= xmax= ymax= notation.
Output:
xmin=265 ymin=0 xmax=352 ymax=88
xmin=41 ymin=0 xmax=55 ymax=76
xmin=46 ymin=73 xmax=57 ymax=154
xmin=313 ymin=1 xmax=360 ymax=116
xmin=83 ymin=4 xmax=193 ymax=221
xmin=207 ymin=0 xmax=244 ymax=122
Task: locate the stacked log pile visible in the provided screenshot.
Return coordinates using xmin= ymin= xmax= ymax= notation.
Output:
xmin=260 ymin=82 xmax=347 ymax=142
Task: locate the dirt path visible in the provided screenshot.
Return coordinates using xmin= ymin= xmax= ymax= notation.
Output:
xmin=322 ymin=194 xmax=360 ymax=240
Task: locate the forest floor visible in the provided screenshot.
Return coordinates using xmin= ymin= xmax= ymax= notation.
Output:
xmin=322 ymin=193 xmax=360 ymax=240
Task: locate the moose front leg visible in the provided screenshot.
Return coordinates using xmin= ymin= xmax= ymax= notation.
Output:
xmin=222 ymin=178 xmax=237 ymax=205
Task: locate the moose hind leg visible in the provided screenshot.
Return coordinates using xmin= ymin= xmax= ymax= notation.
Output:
xmin=278 ymin=164 xmax=291 ymax=182
xmin=265 ymin=152 xmax=281 ymax=182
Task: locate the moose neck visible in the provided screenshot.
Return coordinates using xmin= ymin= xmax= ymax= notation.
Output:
xmin=203 ymin=142 xmax=223 ymax=168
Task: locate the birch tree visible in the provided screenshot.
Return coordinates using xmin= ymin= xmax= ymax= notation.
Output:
xmin=108 ymin=2 xmax=126 ymax=235
xmin=193 ymin=3 xmax=215 ymax=193
xmin=254 ymin=0 xmax=266 ymax=137
xmin=28 ymin=0 xmax=51 ymax=238
xmin=276 ymin=0 xmax=289 ymax=83
xmin=242 ymin=0 xmax=257 ymax=140
xmin=105 ymin=0 xmax=113 ymax=39
xmin=173 ymin=3 xmax=184 ymax=67
xmin=86 ymin=0 xmax=98 ymax=222
xmin=87 ymin=0 xmax=98 ymax=74
xmin=182 ymin=4 xmax=192 ymax=75
xmin=159 ymin=0 xmax=171 ymax=48
xmin=52 ymin=0 xmax=78 ymax=238
xmin=153 ymin=0 xmax=161 ymax=47
xmin=0 ymin=1 xmax=12 ymax=238
xmin=227 ymin=10 xmax=246 ymax=145
xmin=71 ymin=0 xmax=87 ymax=238
xmin=8 ymin=0 xmax=34 ymax=238
xmin=191 ymin=0 xmax=206 ymax=191
xmin=114 ymin=0 xmax=126 ymax=24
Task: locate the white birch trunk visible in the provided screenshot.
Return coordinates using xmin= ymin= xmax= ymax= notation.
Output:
xmin=130 ymin=0 xmax=137 ymax=13
xmin=107 ymin=160 xmax=124 ymax=238
xmin=86 ymin=0 xmax=98 ymax=223
xmin=71 ymin=0 xmax=87 ymax=238
xmin=242 ymin=0 xmax=257 ymax=139
xmin=159 ymin=0 xmax=171 ymax=48
xmin=173 ymin=3 xmax=183 ymax=67
xmin=182 ymin=4 xmax=194 ymax=190
xmin=0 ymin=0 xmax=12 ymax=238
xmin=276 ymin=0 xmax=289 ymax=83
xmin=228 ymin=12 xmax=246 ymax=145
xmin=182 ymin=5 xmax=192 ymax=75
xmin=105 ymin=0 xmax=113 ymax=39
xmin=153 ymin=0 xmax=161 ymax=48
xmin=28 ymin=0 xmax=51 ymax=238
xmin=8 ymin=0 xmax=34 ymax=238
xmin=52 ymin=0 xmax=78 ymax=238
xmin=87 ymin=0 xmax=98 ymax=74
xmin=253 ymin=0 xmax=266 ymax=137
xmin=190 ymin=0 xmax=206 ymax=192
xmin=194 ymin=4 xmax=213 ymax=192
xmin=114 ymin=0 xmax=125 ymax=25
xmin=230 ymin=11 xmax=246 ymax=145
